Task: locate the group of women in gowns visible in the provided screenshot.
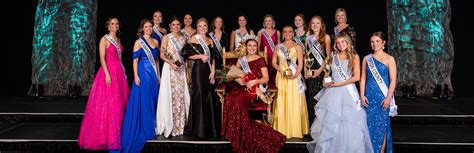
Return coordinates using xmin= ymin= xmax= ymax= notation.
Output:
xmin=78 ymin=8 xmax=397 ymax=153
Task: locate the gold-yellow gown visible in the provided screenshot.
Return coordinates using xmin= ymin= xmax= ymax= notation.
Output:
xmin=272 ymin=44 xmax=309 ymax=138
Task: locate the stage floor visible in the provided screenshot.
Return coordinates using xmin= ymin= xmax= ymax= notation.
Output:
xmin=0 ymin=96 xmax=473 ymax=153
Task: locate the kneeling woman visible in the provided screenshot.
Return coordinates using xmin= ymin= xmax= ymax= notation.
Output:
xmin=222 ymin=39 xmax=286 ymax=153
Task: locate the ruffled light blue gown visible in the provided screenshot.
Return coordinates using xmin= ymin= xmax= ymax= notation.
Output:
xmin=307 ymin=59 xmax=373 ymax=153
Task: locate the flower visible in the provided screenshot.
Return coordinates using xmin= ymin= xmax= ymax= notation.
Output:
xmin=215 ymin=65 xmax=230 ymax=85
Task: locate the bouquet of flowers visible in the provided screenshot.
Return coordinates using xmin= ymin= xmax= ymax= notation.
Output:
xmin=226 ymin=65 xmax=269 ymax=102
xmin=215 ymin=65 xmax=230 ymax=85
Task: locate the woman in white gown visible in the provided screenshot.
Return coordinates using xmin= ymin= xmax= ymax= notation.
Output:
xmin=156 ymin=17 xmax=190 ymax=138
xmin=230 ymin=14 xmax=255 ymax=50
xmin=307 ymin=34 xmax=373 ymax=153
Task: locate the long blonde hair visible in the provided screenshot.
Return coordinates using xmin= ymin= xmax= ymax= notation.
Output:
xmin=330 ymin=33 xmax=357 ymax=73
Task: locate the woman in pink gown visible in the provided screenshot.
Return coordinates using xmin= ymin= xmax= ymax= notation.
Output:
xmin=257 ymin=14 xmax=280 ymax=85
xmin=78 ymin=17 xmax=130 ymax=150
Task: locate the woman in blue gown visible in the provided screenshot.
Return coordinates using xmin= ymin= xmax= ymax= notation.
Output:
xmin=360 ymin=32 xmax=397 ymax=153
xmin=111 ymin=19 xmax=160 ymax=153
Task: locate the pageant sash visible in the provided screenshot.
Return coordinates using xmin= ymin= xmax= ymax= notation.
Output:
xmin=209 ymin=32 xmax=222 ymax=56
xmin=332 ymin=52 xmax=361 ymax=110
xmin=308 ymin=35 xmax=325 ymax=66
xmin=239 ymin=56 xmax=251 ymax=73
xmin=105 ymin=34 xmax=122 ymax=60
xmin=294 ymin=35 xmax=305 ymax=51
xmin=181 ymin=29 xmax=191 ymax=40
xmin=236 ymin=29 xmax=244 ymax=39
xmin=195 ymin=35 xmax=213 ymax=71
xmin=278 ymin=43 xmax=306 ymax=93
xmin=105 ymin=34 xmax=126 ymax=75
xmin=260 ymin=29 xmax=276 ymax=52
xmin=168 ymin=34 xmax=184 ymax=62
xmin=139 ymin=38 xmax=159 ymax=78
xmin=153 ymin=26 xmax=163 ymax=40
xmin=366 ymin=54 xmax=398 ymax=116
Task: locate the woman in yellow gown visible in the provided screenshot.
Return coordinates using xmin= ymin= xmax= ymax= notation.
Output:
xmin=271 ymin=25 xmax=309 ymax=138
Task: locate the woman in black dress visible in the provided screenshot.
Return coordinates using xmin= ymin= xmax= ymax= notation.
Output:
xmin=182 ymin=18 xmax=219 ymax=138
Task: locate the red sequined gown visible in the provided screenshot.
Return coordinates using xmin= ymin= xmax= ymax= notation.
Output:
xmin=221 ymin=57 xmax=287 ymax=153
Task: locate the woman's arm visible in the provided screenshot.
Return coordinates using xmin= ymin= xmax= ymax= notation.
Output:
xmin=229 ymin=31 xmax=235 ymax=51
xmin=153 ymin=39 xmax=161 ymax=81
xmin=324 ymin=34 xmax=331 ymax=58
xmin=277 ymin=30 xmax=281 ymax=44
xmin=291 ymin=45 xmax=304 ymax=79
xmin=258 ymin=67 xmax=269 ymax=84
xmin=133 ymin=40 xmax=141 ymax=86
xmin=257 ymin=31 xmax=262 ymax=51
xmin=271 ymin=47 xmax=280 ymax=73
xmin=387 ymin=56 xmax=397 ymax=99
xmin=360 ymin=56 xmax=367 ymax=96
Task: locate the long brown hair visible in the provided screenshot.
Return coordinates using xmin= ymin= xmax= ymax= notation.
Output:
xmin=137 ymin=19 xmax=153 ymax=38
xmin=330 ymin=33 xmax=357 ymax=73
xmin=294 ymin=14 xmax=308 ymax=32
xmin=106 ymin=16 xmax=120 ymax=37
xmin=308 ymin=16 xmax=327 ymax=48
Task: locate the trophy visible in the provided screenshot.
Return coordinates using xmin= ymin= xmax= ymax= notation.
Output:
xmin=164 ymin=51 xmax=182 ymax=67
xmin=284 ymin=58 xmax=293 ymax=77
xmin=323 ymin=58 xmax=333 ymax=83
xmin=304 ymin=51 xmax=315 ymax=78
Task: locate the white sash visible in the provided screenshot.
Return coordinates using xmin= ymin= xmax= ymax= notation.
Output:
xmin=209 ymin=32 xmax=222 ymax=56
xmin=239 ymin=56 xmax=251 ymax=73
xmin=366 ymin=55 xmax=398 ymax=116
xmin=308 ymin=35 xmax=325 ymax=66
xmin=294 ymin=35 xmax=305 ymax=51
xmin=138 ymin=38 xmax=159 ymax=78
xmin=105 ymin=34 xmax=126 ymax=75
xmin=236 ymin=30 xmax=244 ymax=39
xmin=153 ymin=26 xmax=163 ymax=40
xmin=168 ymin=34 xmax=184 ymax=62
xmin=332 ymin=52 xmax=361 ymax=110
xmin=195 ymin=35 xmax=213 ymax=70
xmin=278 ymin=44 xmax=306 ymax=93
xmin=260 ymin=29 xmax=276 ymax=51
xmin=181 ymin=29 xmax=191 ymax=40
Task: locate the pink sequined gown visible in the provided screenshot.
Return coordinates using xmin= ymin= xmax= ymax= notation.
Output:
xmin=78 ymin=44 xmax=130 ymax=150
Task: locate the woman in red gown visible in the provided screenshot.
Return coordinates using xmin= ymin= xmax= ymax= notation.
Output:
xmin=221 ymin=39 xmax=286 ymax=153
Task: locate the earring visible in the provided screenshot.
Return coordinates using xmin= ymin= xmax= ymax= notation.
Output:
xmin=382 ymin=46 xmax=385 ymax=50
xmin=273 ymin=23 xmax=275 ymax=28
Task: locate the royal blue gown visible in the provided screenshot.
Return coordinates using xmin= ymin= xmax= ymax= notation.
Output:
xmin=111 ymin=38 xmax=159 ymax=153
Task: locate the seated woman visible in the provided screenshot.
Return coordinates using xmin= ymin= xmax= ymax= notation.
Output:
xmin=222 ymin=39 xmax=286 ymax=153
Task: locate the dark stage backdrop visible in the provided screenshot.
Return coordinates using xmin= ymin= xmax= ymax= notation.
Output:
xmin=1 ymin=0 xmax=471 ymax=97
